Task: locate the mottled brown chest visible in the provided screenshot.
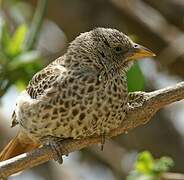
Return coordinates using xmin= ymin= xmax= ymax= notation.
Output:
xmin=91 ymin=77 xmax=128 ymax=134
xmin=19 ymin=71 xmax=128 ymax=140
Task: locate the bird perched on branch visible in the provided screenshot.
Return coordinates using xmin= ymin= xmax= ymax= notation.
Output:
xmin=0 ymin=28 xmax=155 ymax=163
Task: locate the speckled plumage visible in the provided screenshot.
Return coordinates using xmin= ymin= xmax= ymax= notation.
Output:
xmin=1 ymin=28 xmax=155 ymax=162
xmin=13 ymin=28 xmax=136 ymax=143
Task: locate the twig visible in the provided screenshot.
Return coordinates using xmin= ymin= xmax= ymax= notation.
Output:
xmin=24 ymin=0 xmax=48 ymax=50
xmin=161 ymin=172 xmax=184 ymax=180
xmin=0 ymin=82 xmax=184 ymax=178
xmin=143 ymin=0 xmax=184 ymax=31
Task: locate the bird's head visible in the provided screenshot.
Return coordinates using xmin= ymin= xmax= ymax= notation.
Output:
xmin=67 ymin=28 xmax=155 ymax=78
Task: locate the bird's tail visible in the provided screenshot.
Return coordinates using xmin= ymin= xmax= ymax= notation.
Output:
xmin=0 ymin=131 xmax=39 ymax=161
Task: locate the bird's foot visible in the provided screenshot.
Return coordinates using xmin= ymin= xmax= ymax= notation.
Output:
xmin=41 ymin=136 xmax=69 ymax=164
xmin=49 ymin=140 xmax=64 ymax=164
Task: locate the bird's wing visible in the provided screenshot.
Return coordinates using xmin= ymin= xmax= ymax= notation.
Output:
xmin=26 ymin=57 xmax=66 ymax=99
xmin=11 ymin=57 xmax=66 ymax=127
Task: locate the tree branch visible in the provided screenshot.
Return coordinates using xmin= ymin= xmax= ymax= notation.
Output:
xmin=0 ymin=82 xmax=184 ymax=178
xmin=161 ymin=172 xmax=184 ymax=180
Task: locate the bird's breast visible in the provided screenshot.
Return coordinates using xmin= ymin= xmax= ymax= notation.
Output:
xmin=17 ymin=73 xmax=128 ymax=140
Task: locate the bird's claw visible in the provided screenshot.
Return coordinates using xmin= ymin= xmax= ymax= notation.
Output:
xmin=49 ymin=140 xmax=64 ymax=164
xmin=42 ymin=136 xmax=69 ymax=164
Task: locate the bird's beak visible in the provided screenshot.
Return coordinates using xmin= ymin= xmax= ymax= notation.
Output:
xmin=126 ymin=44 xmax=156 ymax=61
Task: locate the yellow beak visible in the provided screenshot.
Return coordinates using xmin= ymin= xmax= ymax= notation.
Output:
xmin=127 ymin=44 xmax=156 ymax=61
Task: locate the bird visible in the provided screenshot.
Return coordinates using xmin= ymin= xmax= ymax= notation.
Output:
xmin=0 ymin=27 xmax=155 ymax=163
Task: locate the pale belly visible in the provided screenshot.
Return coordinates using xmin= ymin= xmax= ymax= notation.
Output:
xmin=16 ymin=78 xmax=128 ymax=140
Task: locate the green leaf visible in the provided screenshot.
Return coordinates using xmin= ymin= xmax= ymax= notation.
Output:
xmin=0 ymin=16 xmax=5 ymax=47
xmin=6 ymin=24 xmax=28 ymax=56
xmin=8 ymin=50 xmax=41 ymax=69
xmin=127 ymin=151 xmax=174 ymax=179
xmin=0 ymin=22 xmax=11 ymax=51
xmin=135 ymin=151 xmax=154 ymax=174
xmin=15 ymin=80 xmax=27 ymax=91
xmin=0 ymin=51 xmax=9 ymax=64
xmin=153 ymin=157 xmax=174 ymax=175
xmin=127 ymin=62 xmax=145 ymax=92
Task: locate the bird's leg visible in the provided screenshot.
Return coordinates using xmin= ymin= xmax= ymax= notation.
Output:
xmin=41 ymin=136 xmax=69 ymax=164
xmin=49 ymin=139 xmax=64 ymax=164
xmin=100 ymin=133 xmax=106 ymax=151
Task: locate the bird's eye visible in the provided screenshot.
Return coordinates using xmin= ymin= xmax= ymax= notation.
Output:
xmin=114 ymin=46 xmax=123 ymax=54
